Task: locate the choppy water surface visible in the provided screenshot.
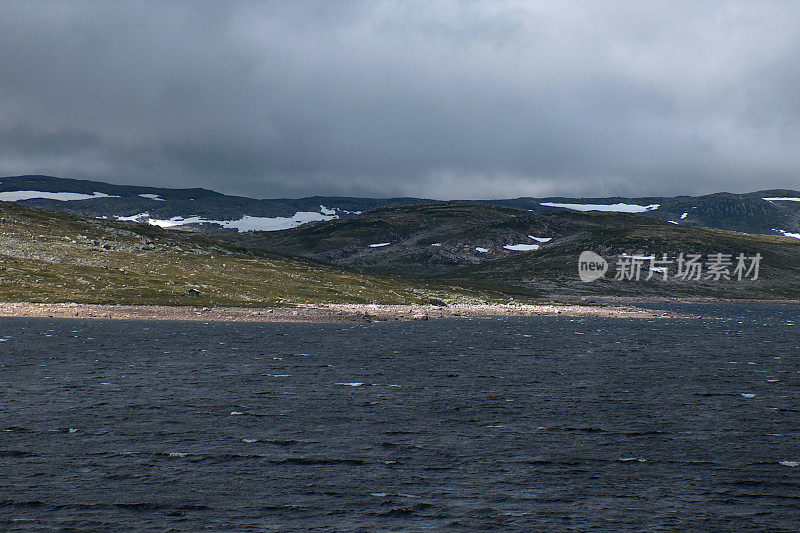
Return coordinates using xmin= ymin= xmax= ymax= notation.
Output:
xmin=1 ymin=307 xmax=799 ymax=531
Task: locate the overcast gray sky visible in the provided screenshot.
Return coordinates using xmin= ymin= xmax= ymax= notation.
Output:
xmin=1 ymin=1 xmax=798 ymax=199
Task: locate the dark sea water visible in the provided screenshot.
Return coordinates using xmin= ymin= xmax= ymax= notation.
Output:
xmin=1 ymin=307 xmax=799 ymax=531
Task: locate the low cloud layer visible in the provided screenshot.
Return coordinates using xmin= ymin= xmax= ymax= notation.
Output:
xmin=1 ymin=1 xmax=799 ymax=198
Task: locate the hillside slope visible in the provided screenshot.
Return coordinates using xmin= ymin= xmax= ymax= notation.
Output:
xmin=232 ymin=203 xmax=800 ymax=299
xmin=232 ymin=203 xmax=583 ymax=275
xmin=447 ymin=215 xmax=800 ymax=299
xmin=0 ymin=202 xmax=487 ymax=306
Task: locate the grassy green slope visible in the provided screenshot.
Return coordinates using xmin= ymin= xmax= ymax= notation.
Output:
xmin=0 ymin=202 xmax=489 ymax=306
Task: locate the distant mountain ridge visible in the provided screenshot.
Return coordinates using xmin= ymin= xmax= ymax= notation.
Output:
xmin=2 ymin=174 xmax=800 ymax=236
xmin=0 ymin=175 xmax=430 ymax=232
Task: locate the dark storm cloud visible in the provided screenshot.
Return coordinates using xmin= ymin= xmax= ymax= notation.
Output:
xmin=1 ymin=1 xmax=799 ymax=198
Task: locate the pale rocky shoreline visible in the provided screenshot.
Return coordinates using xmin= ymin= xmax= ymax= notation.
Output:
xmin=0 ymin=301 xmax=684 ymax=322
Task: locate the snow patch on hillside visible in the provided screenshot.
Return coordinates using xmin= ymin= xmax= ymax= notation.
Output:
xmin=139 ymin=193 xmax=165 ymax=201
xmin=774 ymin=228 xmax=800 ymax=240
xmin=540 ymin=202 xmax=660 ymax=213
xmin=116 ymin=212 xmax=152 ymax=222
xmin=764 ymin=197 xmax=800 ymax=202
xmin=503 ymin=243 xmax=539 ymax=251
xmin=475 ymin=247 xmax=489 ymax=253
xmin=368 ymin=242 xmax=391 ymax=248
xmin=528 ymin=236 xmax=552 ymax=242
xmin=221 ymin=214 xmax=337 ymax=232
xmin=115 ymin=208 xmax=338 ymax=232
xmin=0 ymin=191 xmax=119 ymax=202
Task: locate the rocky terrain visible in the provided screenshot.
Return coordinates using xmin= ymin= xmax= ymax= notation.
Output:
xmin=0 ymin=301 xmax=681 ymax=322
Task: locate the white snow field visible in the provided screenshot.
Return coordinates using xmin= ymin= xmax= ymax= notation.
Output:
xmin=0 ymin=191 xmax=119 ymax=201
xmin=774 ymin=229 xmax=800 ymax=240
xmin=503 ymin=243 xmax=539 ymax=251
xmin=114 ymin=205 xmax=339 ymax=232
xmin=540 ymin=202 xmax=660 ymax=213
xmin=138 ymin=193 xmax=165 ymax=201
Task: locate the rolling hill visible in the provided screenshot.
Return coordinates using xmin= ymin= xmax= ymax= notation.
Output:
xmin=0 ymin=201 xmax=492 ymax=306
xmin=230 ymin=202 xmax=581 ymax=276
xmin=230 ymin=203 xmax=800 ymax=299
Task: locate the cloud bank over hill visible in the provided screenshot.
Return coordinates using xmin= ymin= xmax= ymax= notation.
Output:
xmin=1 ymin=1 xmax=799 ymax=198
